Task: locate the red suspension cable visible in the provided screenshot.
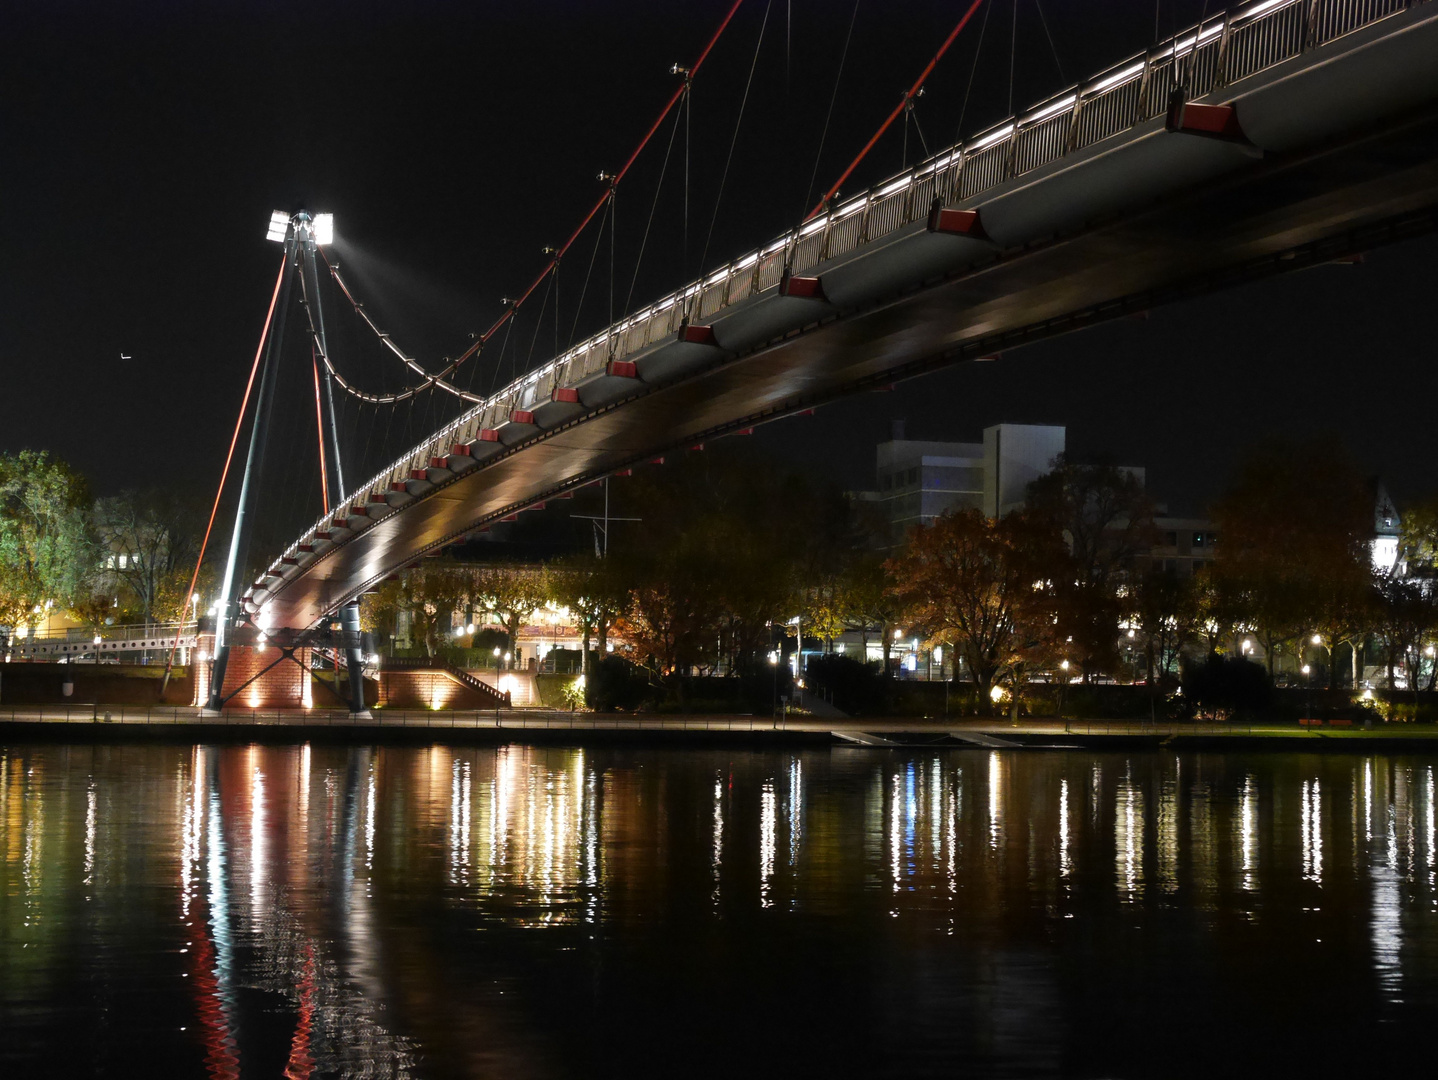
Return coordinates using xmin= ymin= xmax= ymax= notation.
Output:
xmin=311 ymin=349 xmax=330 ymax=513
xmin=806 ymin=0 xmax=985 ymax=220
xmin=161 ymin=255 xmax=287 ymax=681
xmin=456 ymin=0 xmax=747 ymax=366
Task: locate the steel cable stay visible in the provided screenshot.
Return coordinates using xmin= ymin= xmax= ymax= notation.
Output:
xmin=807 ymin=0 xmax=987 ymax=220
xmin=801 ymin=0 xmax=862 ymax=220
xmin=697 ymin=0 xmax=774 ymax=282
xmin=523 ymin=268 xmax=557 ymax=372
xmin=313 ymin=253 xmax=484 ymax=404
xmin=566 ymin=195 xmax=612 ymax=350
xmin=288 ymin=1 xmax=749 ymax=411
xmin=624 ymin=95 xmax=686 ymax=318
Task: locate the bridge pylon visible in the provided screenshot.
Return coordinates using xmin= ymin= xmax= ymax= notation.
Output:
xmin=207 ymin=210 xmax=370 ymax=716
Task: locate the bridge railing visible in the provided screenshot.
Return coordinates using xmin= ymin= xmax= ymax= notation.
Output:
xmin=261 ymin=0 xmax=1421 ymax=601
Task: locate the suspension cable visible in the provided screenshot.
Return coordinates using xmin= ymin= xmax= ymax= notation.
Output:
xmin=315 ymin=254 xmax=482 ymax=403
xmin=295 ymin=2 xmax=747 ymax=409
xmin=802 ymin=0 xmax=861 ymax=218
xmin=699 ymin=0 xmax=773 ymax=276
xmin=806 ymin=0 xmax=986 ymax=220
xmin=160 ymin=255 xmax=286 ymax=686
xmin=311 ymin=349 xmax=330 ymax=513
xmin=1033 ymin=0 xmax=1066 ymax=85
xmin=471 ymin=0 xmax=747 ymax=358
xmin=955 ymin=0 xmax=995 ymax=142
xmin=568 ymin=196 xmax=611 ymax=348
xmin=625 ymin=95 xmax=685 ymax=316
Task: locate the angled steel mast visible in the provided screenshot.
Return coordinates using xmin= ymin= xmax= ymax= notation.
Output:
xmin=207 ymin=211 xmax=370 ymax=716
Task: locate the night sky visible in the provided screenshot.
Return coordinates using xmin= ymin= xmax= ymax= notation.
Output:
xmin=5 ymin=0 xmax=1435 ymax=527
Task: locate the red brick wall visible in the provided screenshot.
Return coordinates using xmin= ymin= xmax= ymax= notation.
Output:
xmin=193 ymin=642 xmax=312 ymax=709
xmin=377 ymin=670 xmax=498 ymax=710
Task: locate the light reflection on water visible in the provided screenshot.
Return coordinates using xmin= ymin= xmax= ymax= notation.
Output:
xmin=3 ymin=743 xmax=1438 ymax=1077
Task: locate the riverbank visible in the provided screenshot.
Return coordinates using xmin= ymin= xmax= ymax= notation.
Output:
xmin=3 ymin=704 xmax=1438 ymax=751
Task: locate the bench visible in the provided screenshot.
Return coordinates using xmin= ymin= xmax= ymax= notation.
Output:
xmin=1298 ymin=717 xmax=1323 ymax=727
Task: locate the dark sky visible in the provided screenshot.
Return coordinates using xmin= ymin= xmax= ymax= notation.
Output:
xmin=4 ymin=0 xmax=1436 ymax=531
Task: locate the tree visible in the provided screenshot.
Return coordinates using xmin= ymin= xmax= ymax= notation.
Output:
xmin=1127 ymin=566 xmax=1197 ymax=689
xmin=401 ymin=564 xmax=472 ymax=656
xmin=1398 ymin=496 xmax=1438 ymax=578
xmin=841 ymin=550 xmax=901 ymax=673
xmin=1212 ymin=437 xmax=1373 ymax=678
xmin=547 ymin=553 xmax=629 ymax=674
xmin=1026 ymin=456 xmax=1157 ymax=682
xmin=93 ymin=488 xmax=207 ymax=625
xmin=470 ymin=564 xmax=547 ymax=656
xmin=0 ymin=450 xmax=93 ymax=636
xmin=1373 ymin=568 xmax=1438 ymax=698
xmin=607 ymin=450 xmax=835 ymax=680
xmin=887 ymin=508 xmax=1068 ymax=714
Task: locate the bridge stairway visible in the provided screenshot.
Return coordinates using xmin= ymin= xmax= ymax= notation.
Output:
xmin=378 ymin=658 xmax=512 ymax=710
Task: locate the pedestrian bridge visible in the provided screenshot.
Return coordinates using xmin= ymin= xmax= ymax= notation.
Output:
xmin=249 ymin=0 xmax=1438 ymax=629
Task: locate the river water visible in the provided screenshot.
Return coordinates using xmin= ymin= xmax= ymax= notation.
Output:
xmin=2 ymin=741 xmax=1436 ymax=1078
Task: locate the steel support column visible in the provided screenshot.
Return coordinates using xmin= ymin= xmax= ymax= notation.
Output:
xmin=207 ymin=236 xmax=295 ymax=711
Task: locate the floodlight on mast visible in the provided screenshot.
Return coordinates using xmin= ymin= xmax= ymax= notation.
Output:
xmin=267 ymin=210 xmax=334 ymax=245
xmin=265 ymin=210 xmax=290 ymax=243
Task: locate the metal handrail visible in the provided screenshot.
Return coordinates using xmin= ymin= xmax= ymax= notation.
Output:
xmin=256 ymin=0 xmax=1421 ymax=606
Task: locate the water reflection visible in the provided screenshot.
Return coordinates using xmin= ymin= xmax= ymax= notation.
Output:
xmin=1240 ymin=775 xmax=1259 ymax=892
xmin=1301 ymin=778 xmax=1323 ymax=884
xmin=1115 ymin=766 xmax=1144 ymax=900
xmin=3 ymin=744 xmax=1438 ymax=1077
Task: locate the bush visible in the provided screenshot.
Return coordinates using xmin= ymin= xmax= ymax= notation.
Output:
xmin=587 ymin=656 xmax=654 ymax=711
xmin=1181 ymin=655 xmax=1272 ymax=718
xmin=804 ymin=654 xmax=887 ymax=715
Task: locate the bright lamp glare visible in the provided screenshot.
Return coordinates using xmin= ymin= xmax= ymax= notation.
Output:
xmin=266 ymin=210 xmax=289 ymax=243
xmin=312 ymin=213 xmax=334 ymax=245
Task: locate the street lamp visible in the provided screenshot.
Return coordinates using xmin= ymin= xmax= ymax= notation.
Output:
xmin=1060 ymin=659 xmax=1070 ymax=733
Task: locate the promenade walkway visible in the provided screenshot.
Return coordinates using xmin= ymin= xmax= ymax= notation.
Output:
xmin=3 ymin=704 xmax=1437 ymax=749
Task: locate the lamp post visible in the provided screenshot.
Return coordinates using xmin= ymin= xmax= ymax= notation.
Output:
xmin=1060 ymin=659 xmax=1070 ymax=734
xmin=1309 ymin=632 xmax=1333 ymax=690
xmin=769 ymin=646 xmax=780 ymax=724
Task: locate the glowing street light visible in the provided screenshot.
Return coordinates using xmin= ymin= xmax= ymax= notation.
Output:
xmin=266 ymin=210 xmax=334 ymax=245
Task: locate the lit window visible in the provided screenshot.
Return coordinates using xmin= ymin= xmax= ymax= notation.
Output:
xmin=1192 ymin=533 xmax=1204 ymax=548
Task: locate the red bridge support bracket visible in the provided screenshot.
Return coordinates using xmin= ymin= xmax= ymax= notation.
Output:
xmin=1165 ymin=93 xmax=1248 ymax=144
xmin=678 ymin=323 xmax=718 ymax=347
xmin=928 ymin=205 xmax=988 ymax=239
xmin=779 ymin=270 xmax=827 ymax=302
xmin=607 ymin=359 xmax=639 ymax=379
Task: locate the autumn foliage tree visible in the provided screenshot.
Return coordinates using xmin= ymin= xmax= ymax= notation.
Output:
xmin=887 ymin=508 xmax=1068 ymax=714
xmin=1212 ymin=437 xmax=1373 ymax=679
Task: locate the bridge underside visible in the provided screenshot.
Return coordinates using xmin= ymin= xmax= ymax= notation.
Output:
xmin=261 ymin=10 xmax=1438 ymax=628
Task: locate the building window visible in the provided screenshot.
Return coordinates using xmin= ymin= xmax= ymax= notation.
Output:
xmin=882 ymin=474 xmax=892 ymax=491
xmin=1165 ymin=531 xmax=1177 ymax=547
xmin=1192 ymin=533 xmax=1205 ymax=548
xmin=907 ymin=467 xmax=918 ymax=485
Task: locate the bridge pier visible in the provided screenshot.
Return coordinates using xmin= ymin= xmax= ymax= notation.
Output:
xmin=340 ymin=602 xmax=371 ymax=718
